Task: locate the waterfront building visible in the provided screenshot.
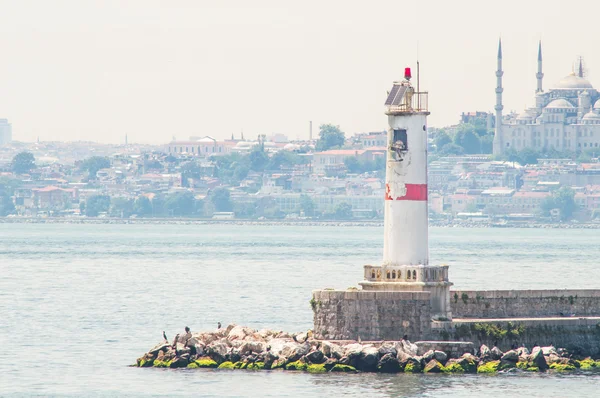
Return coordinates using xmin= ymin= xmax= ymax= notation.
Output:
xmin=493 ymin=40 xmax=600 ymax=156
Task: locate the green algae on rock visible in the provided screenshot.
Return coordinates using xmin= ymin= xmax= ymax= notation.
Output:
xmin=194 ymin=358 xmax=218 ymax=368
xmin=152 ymin=360 xmax=171 ymax=368
xmin=477 ymin=360 xmax=500 ymax=373
xmin=403 ymin=362 xmax=421 ymax=373
xmin=285 ymin=361 xmax=308 ymax=371
xmin=307 ymin=364 xmax=327 ymax=373
xmin=549 ymin=362 xmax=576 ymax=371
xmin=330 ymin=364 xmax=357 ymax=373
xmin=441 ymin=363 xmax=465 ymax=373
xmin=246 ymin=362 xmax=265 ymax=370
xmin=217 ymin=361 xmax=235 ymax=369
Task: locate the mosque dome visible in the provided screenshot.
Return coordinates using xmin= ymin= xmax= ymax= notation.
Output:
xmin=545 ymin=98 xmax=575 ymax=109
xmin=583 ymin=111 xmax=600 ymax=120
xmin=594 ymin=99 xmax=600 ymax=109
xmin=516 ymin=111 xmax=533 ymax=120
xmin=553 ymin=73 xmax=594 ymax=90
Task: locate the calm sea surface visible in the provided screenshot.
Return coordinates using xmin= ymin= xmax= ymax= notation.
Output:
xmin=2 ymin=223 xmax=600 ymax=397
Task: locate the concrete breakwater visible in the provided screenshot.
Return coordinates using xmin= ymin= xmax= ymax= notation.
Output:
xmin=135 ymin=324 xmax=600 ymax=374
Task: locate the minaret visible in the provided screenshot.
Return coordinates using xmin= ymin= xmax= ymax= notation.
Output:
xmin=359 ymin=67 xmax=452 ymax=320
xmin=536 ymin=41 xmax=544 ymax=93
xmin=578 ymin=57 xmax=584 ymax=78
xmin=493 ymin=39 xmax=504 ymax=157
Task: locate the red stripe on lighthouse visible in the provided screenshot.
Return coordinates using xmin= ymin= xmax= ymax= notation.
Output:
xmin=385 ymin=183 xmax=428 ymax=201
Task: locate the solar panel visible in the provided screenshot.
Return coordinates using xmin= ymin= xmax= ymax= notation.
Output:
xmin=391 ymin=85 xmax=408 ymax=106
xmin=384 ymin=85 xmax=401 ymax=106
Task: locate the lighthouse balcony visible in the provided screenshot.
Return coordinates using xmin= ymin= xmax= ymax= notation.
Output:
xmin=385 ymin=91 xmax=429 ymax=115
xmin=362 ymin=264 xmax=449 ymax=284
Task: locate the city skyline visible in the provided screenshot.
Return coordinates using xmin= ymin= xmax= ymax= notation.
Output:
xmin=0 ymin=1 xmax=599 ymax=144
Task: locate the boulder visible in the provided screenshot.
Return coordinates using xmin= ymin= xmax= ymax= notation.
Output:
xmin=356 ymin=346 xmax=379 ymax=371
xmin=479 ymin=344 xmax=491 ymax=360
xmin=422 ymin=350 xmax=435 ymax=362
xmin=434 ymin=350 xmax=448 ymax=364
xmin=227 ymin=325 xmax=253 ymax=341
xmin=169 ymin=356 xmax=189 ymax=368
xmin=490 ymin=346 xmax=503 ymax=360
xmin=338 ymin=356 xmax=351 ymax=365
xmin=239 ymin=341 xmax=266 ymax=355
xmin=149 ymin=342 xmax=170 ymax=355
xmin=400 ymin=340 xmax=418 ymax=356
xmin=280 ymin=342 xmax=309 ymax=362
xmin=320 ymin=341 xmax=343 ymax=359
xmin=401 ymin=356 xmax=422 ymax=373
xmin=305 ymin=350 xmax=325 ymax=364
xmin=377 ymin=353 xmax=401 ymax=373
xmin=378 ymin=343 xmax=397 ymax=358
xmin=424 ymin=359 xmax=444 ymax=373
xmin=295 ymin=332 xmax=308 ymax=344
xmin=529 ymin=347 xmax=548 ymax=371
xmin=262 ymin=351 xmax=279 ymax=369
xmin=207 ymin=342 xmax=228 ymax=362
xmin=323 ymin=357 xmax=339 ymax=371
xmin=270 ymin=357 xmax=287 ymax=370
xmin=542 ymin=346 xmax=557 ymax=356
xmin=445 ymin=357 xmax=476 ymax=373
xmin=501 ymin=350 xmax=519 ymax=362
xmin=344 ymin=343 xmax=364 ymax=359
xmin=516 ymin=346 xmax=530 ymax=357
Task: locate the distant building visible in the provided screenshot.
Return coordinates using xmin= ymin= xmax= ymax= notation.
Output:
xmin=494 ymin=41 xmax=600 ymax=156
xmin=0 ymin=119 xmax=12 ymax=145
xmin=166 ymin=136 xmax=232 ymax=156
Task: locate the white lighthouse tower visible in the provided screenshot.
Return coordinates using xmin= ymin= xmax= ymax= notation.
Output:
xmin=359 ymin=67 xmax=452 ymax=320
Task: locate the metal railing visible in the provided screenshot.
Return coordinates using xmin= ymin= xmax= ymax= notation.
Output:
xmin=386 ymin=91 xmax=429 ymax=113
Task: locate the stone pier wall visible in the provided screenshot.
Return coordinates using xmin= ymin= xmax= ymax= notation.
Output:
xmin=430 ymin=317 xmax=600 ymax=356
xmin=451 ymin=289 xmax=600 ymax=319
xmin=312 ymin=290 xmax=431 ymax=341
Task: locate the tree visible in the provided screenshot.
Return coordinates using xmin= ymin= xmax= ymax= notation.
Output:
xmin=249 ymin=148 xmax=269 ymax=172
xmin=439 ymin=143 xmax=465 ymax=155
xmin=541 ymin=187 xmax=576 ymax=221
xmin=233 ymin=165 xmax=250 ymax=181
xmin=454 ymin=129 xmax=481 ymax=154
xmin=209 ymin=187 xmax=233 ymax=212
xmin=85 ymin=195 xmax=111 ymax=217
xmin=165 ymin=191 xmax=197 ymax=216
xmin=299 ymin=194 xmax=316 ymax=217
xmin=518 ymin=148 xmax=540 ymax=165
xmin=316 ymin=124 xmax=345 ymax=151
xmin=11 ymin=152 xmax=36 ymax=174
xmin=344 ymin=156 xmax=361 ymax=173
xmin=434 ymin=131 xmax=452 ymax=151
xmin=0 ymin=195 xmax=15 ymax=216
xmin=110 ymin=197 xmax=134 ymax=218
xmin=134 ymin=196 xmax=153 ymax=217
xmin=81 ymin=156 xmax=110 ymax=179
xmin=334 ymin=202 xmax=353 ymax=220
xmin=479 ymin=134 xmax=494 ymax=154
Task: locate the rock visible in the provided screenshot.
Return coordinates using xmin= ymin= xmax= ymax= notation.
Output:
xmin=148 ymin=342 xmax=170 ymax=355
xmin=501 ymin=350 xmax=519 ymax=362
xmin=169 ymin=356 xmax=189 ymax=368
xmin=402 ymin=357 xmax=422 ymax=373
xmin=280 ymin=342 xmax=309 ymax=362
xmin=320 ymin=341 xmax=343 ymax=359
xmin=344 ymin=343 xmax=364 ymax=358
xmin=323 ymin=357 xmax=338 ymax=370
xmin=224 ymin=324 xmax=237 ymax=335
xmin=305 ymin=350 xmax=325 ymax=364
xmin=295 ymin=332 xmax=308 ymax=343
xmin=175 ymin=343 xmax=191 ymax=355
xmin=227 ymin=325 xmax=253 ymax=341
xmin=207 ymin=342 xmax=228 ymax=362
xmin=239 ymin=341 xmax=266 ymax=354
xmin=378 ymin=343 xmax=397 ymax=358
xmin=377 ymin=353 xmax=401 ymax=373
xmin=263 ymin=352 xmax=279 ymax=369
xmin=270 ymin=358 xmax=287 ymax=370
xmin=542 ymin=346 xmax=557 ymax=356
xmin=356 ymin=346 xmax=379 ymax=371
xmin=491 ymin=346 xmax=503 ymax=360
xmin=422 ymin=350 xmax=435 ymax=362
xmin=444 ymin=357 xmax=476 ymax=373
xmin=479 ymin=345 xmax=491 ymax=360
xmin=338 ymin=356 xmax=351 ymax=365
xmin=423 ymin=359 xmax=443 ymax=373
xmin=529 ymin=347 xmax=548 ymax=370
xmin=400 ymin=340 xmax=418 ymax=356
xmin=434 ymin=350 xmax=448 ymax=364
xmin=516 ymin=346 xmax=530 ymax=357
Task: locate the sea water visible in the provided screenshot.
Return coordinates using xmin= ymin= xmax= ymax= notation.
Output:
xmin=1 ymin=223 xmax=600 ymax=397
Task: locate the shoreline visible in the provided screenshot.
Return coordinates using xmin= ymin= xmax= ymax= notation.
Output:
xmin=1 ymin=216 xmax=600 ymax=228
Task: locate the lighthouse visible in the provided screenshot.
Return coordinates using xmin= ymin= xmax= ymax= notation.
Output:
xmin=359 ymin=67 xmax=452 ymax=320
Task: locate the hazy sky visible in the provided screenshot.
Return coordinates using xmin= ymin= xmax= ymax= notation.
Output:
xmin=0 ymin=0 xmax=598 ymax=144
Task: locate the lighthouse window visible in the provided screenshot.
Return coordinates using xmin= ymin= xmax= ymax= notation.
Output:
xmin=392 ymin=129 xmax=408 ymax=151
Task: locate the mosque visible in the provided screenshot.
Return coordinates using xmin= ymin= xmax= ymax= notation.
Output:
xmin=493 ymin=40 xmax=600 ymax=156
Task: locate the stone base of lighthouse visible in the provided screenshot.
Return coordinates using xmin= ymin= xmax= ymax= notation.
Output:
xmin=312 ymin=265 xmax=452 ymax=341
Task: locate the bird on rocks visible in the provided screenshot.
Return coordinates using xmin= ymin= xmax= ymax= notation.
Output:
xmin=163 ymin=331 xmax=168 ymax=342
xmin=217 ymin=322 xmax=221 ymax=329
